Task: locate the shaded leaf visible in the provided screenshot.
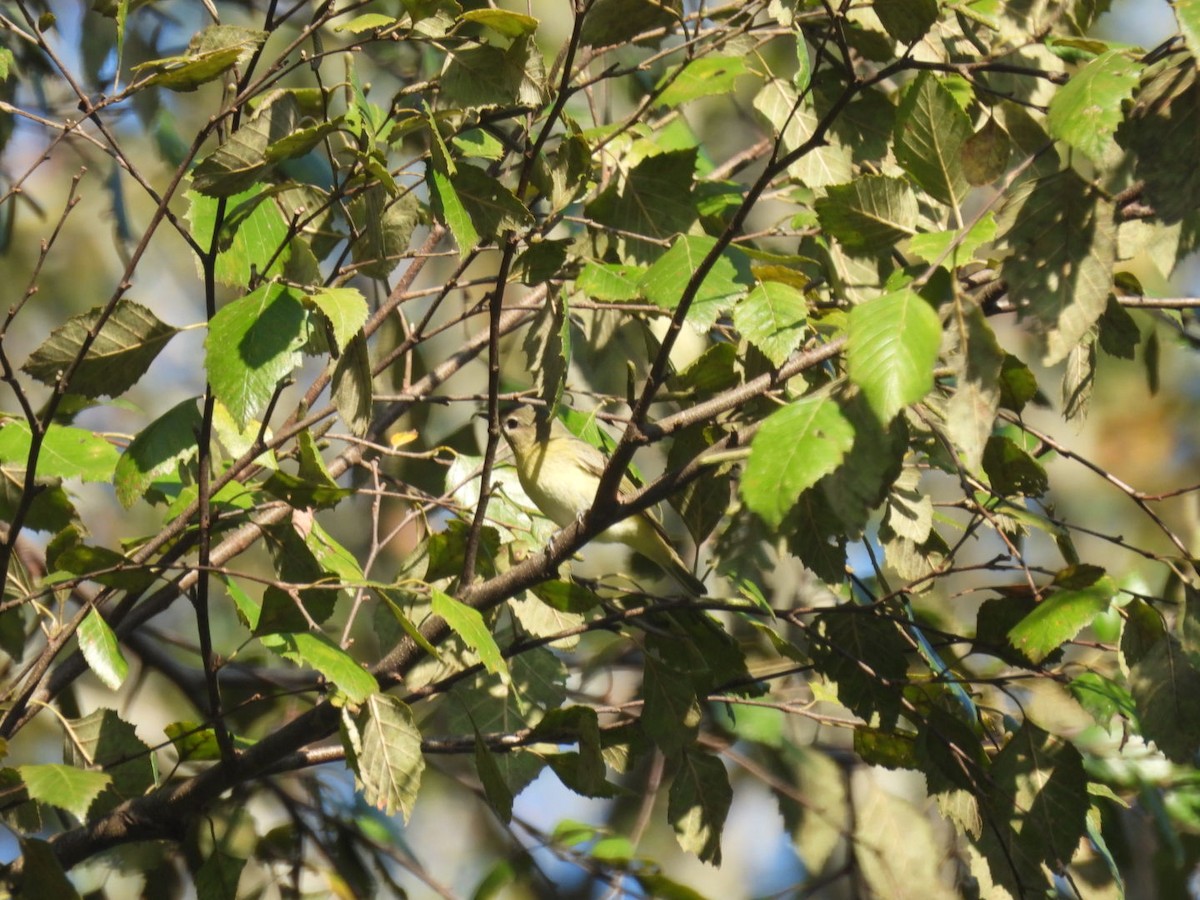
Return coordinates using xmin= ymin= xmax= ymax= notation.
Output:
xmin=815 ymin=175 xmax=917 ymax=252
xmin=131 ymin=25 xmax=265 ymax=91
xmin=874 ymin=0 xmax=939 ymax=44
xmin=1120 ymin=61 xmax=1200 ymax=225
xmin=641 ymin=654 xmax=701 ymax=755
xmin=332 ymin=334 xmax=373 ymax=438
xmin=585 ymin=149 xmax=698 ymax=261
xmin=810 ymin=606 xmax=909 ymax=727
xmin=1000 ymin=170 xmax=1115 ymax=365
xmin=22 ymin=301 xmax=180 ymax=398
xmin=440 ymin=36 xmax=545 ymax=111
xmin=894 ymin=72 xmax=972 ymax=206
xmin=961 ymin=117 xmax=1012 ymax=185
xmin=579 ymin=0 xmax=681 ymax=46
xmin=668 ymin=749 xmax=731 ymax=864
xmin=192 ymin=91 xmax=303 ymax=197
xmin=452 ymin=165 xmax=534 ymax=240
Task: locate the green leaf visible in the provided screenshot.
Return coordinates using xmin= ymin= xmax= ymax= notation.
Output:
xmin=1125 ymin=628 xmax=1200 ymax=762
xmin=77 ymin=609 xmax=128 ymax=690
xmin=17 ymin=764 xmax=111 ymax=820
xmin=440 ymin=36 xmax=545 ymax=111
xmin=21 ymin=301 xmax=180 ymax=398
xmin=907 ymin=213 xmax=997 ymax=266
xmin=668 ymin=749 xmax=731 ymax=865
xmin=655 ymin=56 xmax=750 ymax=107
xmin=639 ymin=235 xmax=752 ymax=328
xmin=641 ymin=654 xmax=701 ymax=755
xmin=0 ymin=421 xmax=118 ymax=483
xmin=452 ymin=128 xmax=506 ymax=160
xmin=51 ymin=541 xmax=153 ymax=593
xmin=874 ymin=0 xmax=939 ymax=44
xmin=577 ymin=261 xmax=646 ymax=301
xmin=187 ymin=185 xmax=293 ymax=287
xmin=164 ymin=721 xmax=256 ymax=761
xmin=894 ymin=72 xmax=972 ymax=207
xmin=259 ymin=632 xmax=378 ymax=704
xmin=332 ymin=334 xmax=373 ymax=438
xmin=742 ymin=396 xmax=856 ymax=528
xmin=810 ymin=606 xmax=910 ymax=726
xmin=303 ymin=287 xmax=368 ymax=354
xmin=451 ymin=165 xmax=535 ymax=239
xmin=457 ymin=8 xmax=539 ymax=37
xmin=585 ymin=149 xmax=698 ymax=262
xmin=114 ymin=397 xmax=201 ymax=508
xmin=1007 ymin=575 xmax=1115 ymax=663
xmin=1176 ymin=0 xmax=1200 ymax=64
xmin=1047 ymin=50 xmax=1140 ymax=160
xmin=753 ymin=78 xmax=852 ymax=187
xmin=431 ymin=588 xmax=509 ymax=681
xmin=815 ymin=175 xmax=918 ymax=253
xmin=579 ymin=0 xmax=681 ymax=46
xmin=847 ymin=288 xmax=941 ymax=423
xmin=1122 ymin=62 xmax=1200 ymax=225
xmin=998 ymin=354 xmax=1039 ymax=413
xmin=191 ymin=91 xmax=303 ymax=197
xmin=475 ymin=730 xmax=513 ymax=823
xmin=206 ymin=283 xmax=311 ymax=430
xmin=66 ymin=709 xmax=156 ymax=814
xmin=344 ymin=694 xmax=424 ymax=821
xmin=732 ymin=282 xmax=808 ymax=366
xmin=131 ymin=25 xmax=266 ymax=91
xmin=983 ymin=724 xmax=1088 ymax=882
xmin=946 ymin=307 xmax=1003 ymax=472
xmin=1001 ymin=168 xmax=1116 ymax=366
xmin=982 ymin=435 xmax=1048 ymax=496
xmin=333 ymin=13 xmax=398 ymax=33
xmin=194 ymin=848 xmax=245 ymax=900
xmin=429 ymin=163 xmax=477 ymax=252
xmin=961 ymin=117 xmax=1012 ymax=185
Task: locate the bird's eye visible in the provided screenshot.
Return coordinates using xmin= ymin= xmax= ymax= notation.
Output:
xmin=504 ymin=416 xmax=519 ymax=431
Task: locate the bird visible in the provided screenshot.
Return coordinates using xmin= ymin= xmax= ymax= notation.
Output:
xmin=498 ymin=405 xmax=705 ymax=596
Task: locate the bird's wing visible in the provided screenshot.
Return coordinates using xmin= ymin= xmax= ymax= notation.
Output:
xmin=569 ymin=435 xmax=663 ymax=522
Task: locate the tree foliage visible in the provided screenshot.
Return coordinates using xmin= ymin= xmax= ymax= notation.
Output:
xmin=0 ymin=0 xmax=1197 ymax=895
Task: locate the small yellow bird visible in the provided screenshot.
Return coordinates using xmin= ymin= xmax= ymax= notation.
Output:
xmin=499 ymin=406 xmax=704 ymax=596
